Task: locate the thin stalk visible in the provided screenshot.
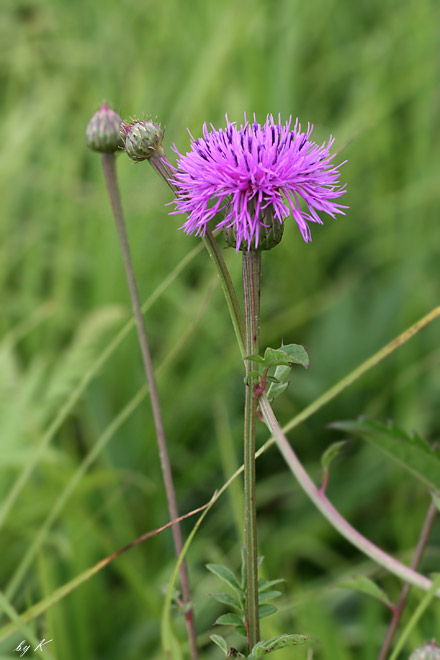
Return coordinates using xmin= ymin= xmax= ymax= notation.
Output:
xmin=377 ymin=501 xmax=437 ymax=660
xmin=101 ymin=153 xmax=198 ymax=659
xmin=242 ymin=251 xmax=261 ymax=649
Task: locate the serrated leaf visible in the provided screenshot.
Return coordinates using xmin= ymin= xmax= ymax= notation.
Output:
xmin=258 ymin=590 xmax=282 ymax=604
xmin=210 ymin=633 xmax=228 ymax=653
xmin=330 ymin=419 xmax=440 ymax=493
xmin=248 ymin=634 xmax=310 ymax=657
xmin=338 ymin=575 xmax=393 ymax=608
xmin=207 ymin=564 xmax=242 ymax=597
xmin=210 ymin=592 xmax=242 ymax=611
xmin=321 ymin=440 xmax=349 ymax=472
xmin=258 ymin=603 xmax=277 ymax=619
xmin=258 ymin=578 xmax=285 ymax=592
xmin=215 ymin=613 xmax=244 ymax=627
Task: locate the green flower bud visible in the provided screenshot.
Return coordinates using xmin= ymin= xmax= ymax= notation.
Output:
xmin=223 ymin=205 xmax=285 ymax=252
xmin=409 ymin=641 xmax=440 ymax=660
xmin=122 ymin=120 xmax=164 ymax=162
xmin=86 ymin=102 xmax=124 ymax=154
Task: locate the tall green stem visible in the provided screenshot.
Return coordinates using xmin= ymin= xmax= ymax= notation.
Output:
xmin=242 ymin=251 xmax=261 ymax=648
xmin=101 ymin=153 xmax=198 ymax=659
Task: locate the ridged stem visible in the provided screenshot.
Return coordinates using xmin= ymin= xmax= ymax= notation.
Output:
xmin=101 ymin=153 xmax=198 ymax=660
xmin=242 ymin=251 xmax=262 ymax=649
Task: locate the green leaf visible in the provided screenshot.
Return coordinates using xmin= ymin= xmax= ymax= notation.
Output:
xmin=258 ymin=578 xmax=285 ymax=592
xmin=258 ymin=603 xmax=277 ymax=619
xmin=258 ymin=590 xmax=282 ymax=604
xmin=215 ymin=613 xmax=244 ymax=627
xmin=263 ymin=347 xmax=296 ymax=367
xmin=265 ymin=345 xmax=309 ymax=401
xmin=210 ymin=633 xmax=228 ymax=654
xmin=248 ymin=634 xmax=310 ymax=657
xmin=207 ymin=564 xmax=242 ymax=597
xmin=265 ymin=379 xmax=289 ymax=402
xmin=321 ymin=440 xmax=350 ymax=472
xmin=245 ymin=354 xmax=266 ymax=365
xmin=432 ymin=492 xmax=440 ymax=512
xmin=338 ymin=575 xmax=393 ymax=608
xmin=245 ymin=345 xmax=309 ymax=371
xmin=210 ymin=591 xmax=242 ymax=611
xmin=278 ymin=344 xmax=309 ymax=368
xmin=330 ymin=419 xmax=440 ymax=493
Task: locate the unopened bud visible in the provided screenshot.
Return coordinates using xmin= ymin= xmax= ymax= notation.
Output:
xmin=223 ymin=205 xmax=284 ymax=252
xmin=86 ymin=102 xmax=123 ymax=154
xmin=122 ymin=121 xmax=164 ymax=162
xmin=409 ymin=641 xmax=440 ymax=660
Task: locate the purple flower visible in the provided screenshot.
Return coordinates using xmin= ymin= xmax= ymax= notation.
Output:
xmin=170 ymin=114 xmax=347 ymax=251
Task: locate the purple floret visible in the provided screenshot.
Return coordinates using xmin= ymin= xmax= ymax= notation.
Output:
xmin=170 ymin=114 xmax=347 ymax=251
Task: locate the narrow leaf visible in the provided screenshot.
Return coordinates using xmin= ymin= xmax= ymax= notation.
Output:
xmin=258 ymin=603 xmax=277 ymax=619
xmin=258 ymin=590 xmax=282 ymax=604
xmin=338 ymin=575 xmax=393 ymax=608
xmin=210 ymin=634 xmax=228 ymax=653
xmin=206 ymin=564 xmax=242 ymax=596
xmin=321 ymin=440 xmax=350 ymax=472
xmin=258 ymin=578 xmax=285 ymax=592
xmin=330 ymin=419 xmax=440 ymax=493
xmin=249 ymin=634 xmax=310 ymax=657
xmin=210 ymin=592 xmax=242 ymax=611
xmin=215 ymin=613 xmax=244 ymax=627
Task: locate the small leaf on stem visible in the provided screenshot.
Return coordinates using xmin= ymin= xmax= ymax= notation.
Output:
xmin=215 ymin=613 xmax=244 ymax=627
xmin=338 ymin=575 xmax=394 ymax=609
xmin=210 ymin=633 xmax=228 ymax=653
xmin=248 ymin=633 xmax=311 ymax=657
xmin=207 ymin=564 xmax=242 ymax=597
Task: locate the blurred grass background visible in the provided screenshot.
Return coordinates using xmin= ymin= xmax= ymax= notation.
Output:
xmin=1 ymin=0 xmax=439 ymax=657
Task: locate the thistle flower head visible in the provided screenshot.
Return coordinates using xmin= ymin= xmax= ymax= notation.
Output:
xmin=122 ymin=120 xmax=164 ymax=162
xmin=170 ymin=114 xmax=347 ymax=251
xmin=86 ymin=102 xmax=124 ymax=154
xmin=409 ymin=641 xmax=440 ymax=660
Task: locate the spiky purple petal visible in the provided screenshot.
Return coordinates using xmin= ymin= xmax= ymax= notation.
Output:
xmin=170 ymin=114 xmax=347 ymax=251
